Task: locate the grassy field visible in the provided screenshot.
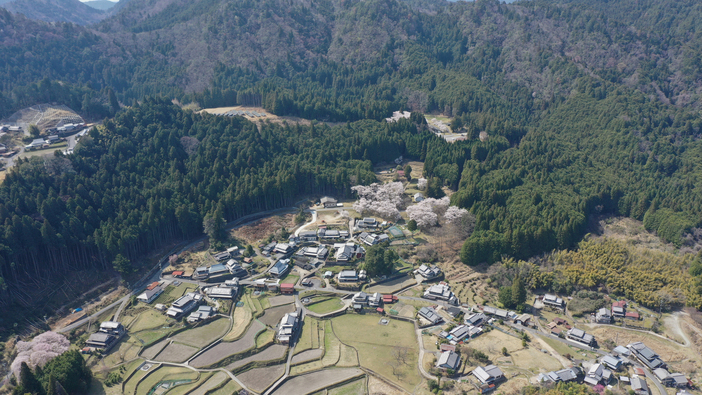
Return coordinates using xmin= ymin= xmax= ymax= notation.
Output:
xmin=223 ymin=301 xmax=253 ymax=341
xmin=331 ymin=315 xmax=420 ymax=392
xmin=100 ymin=336 xmax=142 ymax=367
xmin=322 ymin=320 xmax=341 ymax=367
xmin=173 ymin=318 xmax=229 ymax=348
xmin=155 ymin=342 xmax=199 ymax=363
xmin=366 ymin=276 xmax=416 ymax=294
xmin=190 ymin=372 xmax=229 ymax=395
xmin=307 ymin=298 xmax=345 ymax=314
xmin=135 ymin=366 xmax=198 ymax=395
xmin=123 ymin=363 xmax=152 ymax=395
xmin=328 ymin=377 xmax=367 ymax=395
xmin=153 ymin=283 xmax=197 ymax=305
xmin=256 ymin=328 xmax=276 ymax=348
xmin=166 ymin=372 xmax=213 ymax=395
xmin=294 ymin=316 xmax=319 ymax=354
xmin=128 ymin=309 xmax=170 ymax=332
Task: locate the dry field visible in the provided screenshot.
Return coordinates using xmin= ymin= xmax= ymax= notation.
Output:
xmin=189 ymin=320 xmax=265 ymax=367
xmin=268 ymin=295 xmax=295 ymax=307
xmin=366 ymin=276 xmax=417 ymax=294
xmin=172 ymin=318 xmax=229 ymax=348
xmin=155 ymin=341 xmax=199 ymax=363
xmin=226 ymin=344 xmax=287 ymax=370
xmin=223 ymin=298 xmax=253 ymax=341
xmin=291 ymin=348 xmax=323 ymax=364
xmin=273 ymin=368 xmax=364 ymax=395
xmin=189 ymin=372 xmax=229 ymax=395
xmin=237 ymin=363 xmax=286 ymax=393
xmin=141 ymin=339 xmax=169 ymax=359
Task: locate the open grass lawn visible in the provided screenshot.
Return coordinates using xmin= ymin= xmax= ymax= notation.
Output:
xmin=173 ymin=318 xmax=229 ymax=348
xmin=100 ymin=336 xmax=141 ymax=367
xmin=123 ymin=363 xmax=152 ymax=395
xmin=540 ymin=335 xmax=582 ymax=357
xmin=281 ymin=273 xmax=299 ymax=284
xmin=467 ymin=329 xmax=523 ymax=360
xmin=331 ymin=315 xmax=420 ymax=392
xmin=322 ymin=320 xmax=341 ymax=367
xmin=136 ymin=366 xmax=199 ymax=395
xmin=307 ymin=298 xmax=345 ymax=314
xmin=132 ymin=328 xmax=173 ymax=347
xmin=129 ymin=309 xmax=169 ymax=332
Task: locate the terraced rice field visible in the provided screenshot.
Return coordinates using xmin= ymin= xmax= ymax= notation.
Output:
xmin=155 ymin=342 xmax=200 ymax=363
xmin=273 ymin=368 xmax=364 ymax=395
xmin=237 ymin=364 xmax=286 ymax=393
xmin=226 ymin=344 xmax=287 ymax=370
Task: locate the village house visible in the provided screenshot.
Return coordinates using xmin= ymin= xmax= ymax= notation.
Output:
xmin=539 ymin=367 xmax=580 ymax=384
xmin=320 ymin=196 xmax=338 ymax=208
xmin=414 ymin=192 xmax=424 ymax=202
xmin=473 ymin=365 xmax=505 ymax=386
xmin=86 ymin=321 xmax=126 ymax=351
xmin=137 ymin=285 xmax=164 ymax=304
xmin=274 ymin=243 xmax=294 ymax=256
xmin=653 ymin=368 xmax=689 ymax=388
xmin=356 ymin=217 xmax=379 ymax=229
xmin=298 ymin=230 xmax=318 ymax=242
xmin=418 ymin=306 xmax=443 ymax=325
xmin=416 ymin=264 xmax=442 ymax=280
xmin=212 ymin=251 xmax=231 ymax=261
xmin=352 ymin=291 xmax=369 ymax=306
xmin=631 ymin=376 xmax=650 ymax=395
xmin=338 ymin=270 xmax=359 ymax=283
xmin=334 ymin=243 xmax=364 ymax=262
xmin=226 ymin=260 xmax=248 ymax=278
xmin=193 ymin=266 xmax=209 ymax=280
xmin=596 ymin=307 xmax=612 ymax=324
xmin=542 ymin=294 xmax=565 ymax=309
xmin=629 ymin=342 xmax=666 ymax=370
xmin=368 ymin=292 xmax=382 ymax=307
xmin=297 ymin=246 xmax=329 ymax=260
xmin=566 ymin=328 xmax=596 ymax=347
xmin=584 ymin=363 xmax=611 ymax=386
xmin=514 ymin=314 xmax=532 ymax=326
xmin=187 ymin=305 xmax=215 ymax=323
xmin=277 ymin=309 xmax=302 ymax=345
xmin=445 ymin=307 xmax=462 ymax=318
xmin=436 ymin=350 xmax=461 ymax=370
xmin=318 ymin=228 xmax=342 ymax=241
xmin=449 ymin=325 xmax=470 ymax=341
xmin=269 ymin=259 xmax=291 ymax=278
xmin=601 ymin=355 xmax=623 ymax=371
xmin=482 ymin=306 xmax=509 ymax=320
xmin=208 ymin=263 xmax=229 ymax=279
xmin=423 ymin=282 xmax=459 ymax=305
xmin=206 ymin=286 xmax=236 ymax=299
xmin=167 ymin=292 xmax=203 ymax=318
xmin=358 ymin=232 xmax=390 ymax=246
xmin=612 ymin=300 xmax=627 ymax=318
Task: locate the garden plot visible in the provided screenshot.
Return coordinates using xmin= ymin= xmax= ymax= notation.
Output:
xmin=273 ymin=368 xmax=364 ymax=395
xmin=510 ymin=347 xmax=563 ymax=373
xmin=154 ymin=341 xmax=199 ymax=363
xmin=237 ymin=364 xmax=286 ymax=393
xmin=172 ymin=318 xmax=229 ymax=348
xmin=268 ymin=295 xmax=295 ymax=307
xmin=259 ymin=304 xmax=295 ymax=327
xmin=127 ymin=309 xmax=169 ymax=332
xmin=189 ymin=320 xmax=265 ymax=368
xmin=293 ymin=316 xmax=320 ymax=354
xmin=189 ymin=372 xmax=228 ymax=395
xmin=331 ymin=315 xmax=420 ymax=392
xmin=226 ymin=344 xmax=287 ymax=370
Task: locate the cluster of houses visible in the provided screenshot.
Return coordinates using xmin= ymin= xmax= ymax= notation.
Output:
xmin=204 ymin=278 xmax=240 ymax=300
xmin=351 ymin=291 xmax=383 ymax=311
xmin=595 ymin=300 xmax=640 ymax=323
xmin=85 ymin=321 xmax=126 ymax=352
xmin=440 ymin=312 xmax=487 ymax=343
xmin=337 ymin=269 xmax=367 ymax=284
xmin=25 ymin=136 xmax=63 ymax=151
xmin=628 ymin=342 xmax=691 ymax=390
xmin=472 ymin=365 xmax=505 ymax=393
xmin=416 ymin=264 xmax=442 ymax=281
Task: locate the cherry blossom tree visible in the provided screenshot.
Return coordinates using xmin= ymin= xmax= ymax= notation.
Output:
xmin=444 ymin=205 xmax=476 ymax=238
xmin=11 ymin=331 xmax=70 ymax=378
xmin=417 ymin=178 xmax=427 ymax=190
xmin=352 ymin=182 xmax=405 ymax=220
xmin=406 ymin=197 xmax=451 ymax=228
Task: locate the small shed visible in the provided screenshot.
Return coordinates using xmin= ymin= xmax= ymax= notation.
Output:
xmin=376 ymin=308 xmax=385 ymax=314
xmin=281 ymin=283 xmax=295 ymax=294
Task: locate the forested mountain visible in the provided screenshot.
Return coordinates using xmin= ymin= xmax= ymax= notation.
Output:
xmin=82 ymin=0 xmax=117 ymax=11
xmin=0 ymin=0 xmax=107 ymax=25
xmin=3 ymin=0 xmax=702 ymax=308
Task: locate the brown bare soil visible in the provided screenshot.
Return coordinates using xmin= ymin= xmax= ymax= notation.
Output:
xmin=268 ymin=295 xmax=295 ymax=307
xmin=259 ymin=304 xmax=296 ymax=327
xmin=237 ymin=364 xmax=286 ymax=393
xmin=141 ymin=339 xmax=169 ymax=360
xmin=290 ymin=349 xmax=323 ymax=364
xmin=230 ymin=214 xmax=296 ymax=244
xmin=189 ymin=320 xmax=265 ymax=368
xmin=367 ymin=375 xmax=404 ymax=395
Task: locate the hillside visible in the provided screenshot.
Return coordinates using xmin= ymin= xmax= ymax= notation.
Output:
xmin=1 ymin=0 xmax=107 ymax=24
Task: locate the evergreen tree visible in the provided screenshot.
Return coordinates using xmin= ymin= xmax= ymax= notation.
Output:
xmin=511 ymin=275 xmax=526 ymax=309
xmin=112 ymin=254 xmax=131 ymax=275
xmin=403 ymin=164 xmax=412 ymax=181
xmin=407 ymin=219 xmax=417 ymax=231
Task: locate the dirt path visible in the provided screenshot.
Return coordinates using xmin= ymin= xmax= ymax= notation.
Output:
xmin=665 ymin=312 xmax=691 ymax=347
